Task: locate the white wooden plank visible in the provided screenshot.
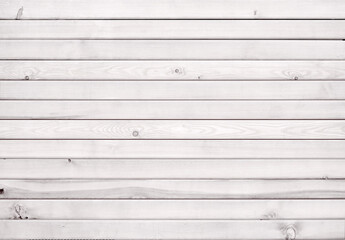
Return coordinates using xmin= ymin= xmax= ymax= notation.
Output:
xmin=1 ymin=101 xmax=345 ymax=119
xmin=0 ymin=220 xmax=343 ymax=239
xmin=2 ymin=81 xmax=345 ymax=100
xmin=1 ymin=20 xmax=345 ymax=39
xmin=1 ymin=61 xmax=345 ymax=80
xmin=1 ymin=159 xmax=344 ymax=179
xmin=1 ymin=40 xmax=345 ymax=60
xmin=1 ymin=180 xmax=345 ymax=199
xmin=1 ymin=0 xmax=345 ymax=19
xmin=1 ymin=120 xmax=345 ymax=139
xmin=2 ymin=200 xmax=345 ymax=220
xmin=0 ymin=140 xmax=344 ymax=158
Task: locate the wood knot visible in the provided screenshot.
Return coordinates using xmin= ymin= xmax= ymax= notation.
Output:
xmin=132 ymin=130 xmax=139 ymax=137
xmin=285 ymin=226 xmax=296 ymax=240
xmin=173 ymin=67 xmax=184 ymax=75
xmin=13 ymin=204 xmax=28 ymax=219
xmin=16 ymin=7 xmax=24 ymax=20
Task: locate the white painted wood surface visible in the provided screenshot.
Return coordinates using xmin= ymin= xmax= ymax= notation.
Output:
xmin=1 ymin=100 xmax=345 ymax=119
xmin=1 ymin=40 xmax=345 ymax=60
xmin=1 ymin=0 xmax=345 ymax=238
xmin=1 ymin=220 xmax=344 ymax=239
xmin=0 ymin=140 xmax=344 ymax=158
xmin=1 ymin=120 xmax=345 ymax=139
xmin=1 ymin=0 xmax=345 ymax=19
xmin=1 ymin=159 xmax=344 ymax=179
xmin=2 ymin=61 xmax=345 ymax=80
xmin=1 ymin=20 xmax=345 ymax=39
xmin=2 ymin=200 xmax=345 ymax=220
xmin=2 ymin=81 xmax=345 ymax=100
xmin=1 ymin=179 xmax=345 ymax=199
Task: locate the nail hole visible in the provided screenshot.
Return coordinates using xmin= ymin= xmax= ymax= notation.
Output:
xmin=68 ymin=158 xmax=72 ymax=163
xmin=293 ymin=76 xmax=299 ymax=80
xmin=0 ymin=188 xmax=3 ymax=194
xmin=25 ymin=76 xmax=29 ymax=80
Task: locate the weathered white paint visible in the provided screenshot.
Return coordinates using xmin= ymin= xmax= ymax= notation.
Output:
xmin=1 ymin=179 xmax=345 ymax=199
xmin=1 ymin=120 xmax=345 ymax=139
xmin=2 ymin=81 xmax=345 ymax=100
xmin=1 ymin=159 xmax=344 ymax=179
xmin=1 ymin=40 xmax=345 ymax=60
xmin=1 ymin=0 xmax=345 ymax=19
xmin=1 ymin=20 xmax=345 ymax=39
xmin=2 ymin=200 xmax=345 ymax=220
xmin=1 ymin=101 xmax=345 ymax=119
xmin=0 ymin=220 xmax=343 ymax=239
xmin=1 ymin=0 xmax=344 ymax=238
xmin=1 ymin=61 xmax=345 ymax=80
xmin=0 ymin=140 xmax=344 ymax=158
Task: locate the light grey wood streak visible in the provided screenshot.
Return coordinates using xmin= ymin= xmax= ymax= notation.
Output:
xmin=0 ymin=159 xmax=344 ymax=179
xmin=1 ymin=0 xmax=345 ymax=19
xmin=1 ymin=101 xmax=345 ymax=119
xmin=2 ymin=200 xmax=345 ymax=220
xmin=1 ymin=20 xmax=345 ymax=39
xmin=0 ymin=140 xmax=344 ymax=158
xmin=1 ymin=40 xmax=345 ymax=60
xmin=1 ymin=120 xmax=345 ymax=139
xmin=2 ymin=81 xmax=345 ymax=100
xmin=1 ymin=180 xmax=345 ymax=199
xmin=1 ymin=61 xmax=345 ymax=80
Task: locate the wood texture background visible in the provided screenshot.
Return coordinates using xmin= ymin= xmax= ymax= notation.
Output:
xmin=0 ymin=0 xmax=345 ymax=239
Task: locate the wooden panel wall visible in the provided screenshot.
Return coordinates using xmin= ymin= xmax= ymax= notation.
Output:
xmin=0 ymin=0 xmax=345 ymax=239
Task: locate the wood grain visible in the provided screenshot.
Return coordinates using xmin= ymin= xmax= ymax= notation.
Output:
xmin=1 ymin=61 xmax=345 ymax=80
xmin=0 ymin=140 xmax=344 ymax=158
xmin=1 ymin=180 xmax=345 ymax=199
xmin=1 ymin=20 xmax=345 ymax=39
xmin=1 ymin=0 xmax=345 ymax=19
xmin=2 ymin=199 xmax=345 ymax=220
xmin=0 ymin=220 xmax=343 ymax=239
xmin=2 ymin=81 xmax=345 ymax=100
xmin=1 ymin=159 xmax=344 ymax=179
xmin=1 ymin=40 xmax=345 ymax=60
xmin=1 ymin=101 xmax=345 ymax=119
xmin=1 ymin=120 xmax=345 ymax=139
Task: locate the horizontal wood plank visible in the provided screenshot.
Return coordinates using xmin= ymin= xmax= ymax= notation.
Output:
xmin=1 ymin=101 xmax=345 ymax=119
xmin=1 ymin=159 xmax=344 ymax=179
xmin=2 ymin=81 xmax=345 ymax=100
xmin=1 ymin=61 xmax=345 ymax=80
xmin=2 ymin=199 xmax=345 ymax=220
xmin=1 ymin=0 xmax=345 ymax=19
xmin=0 ymin=220 xmax=343 ymax=239
xmin=1 ymin=120 xmax=345 ymax=139
xmin=0 ymin=140 xmax=344 ymax=158
xmin=1 ymin=20 xmax=345 ymax=39
xmin=1 ymin=40 xmax=345 ymax=60
xmin=1 ymin=180 xmax=345 ymax=199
